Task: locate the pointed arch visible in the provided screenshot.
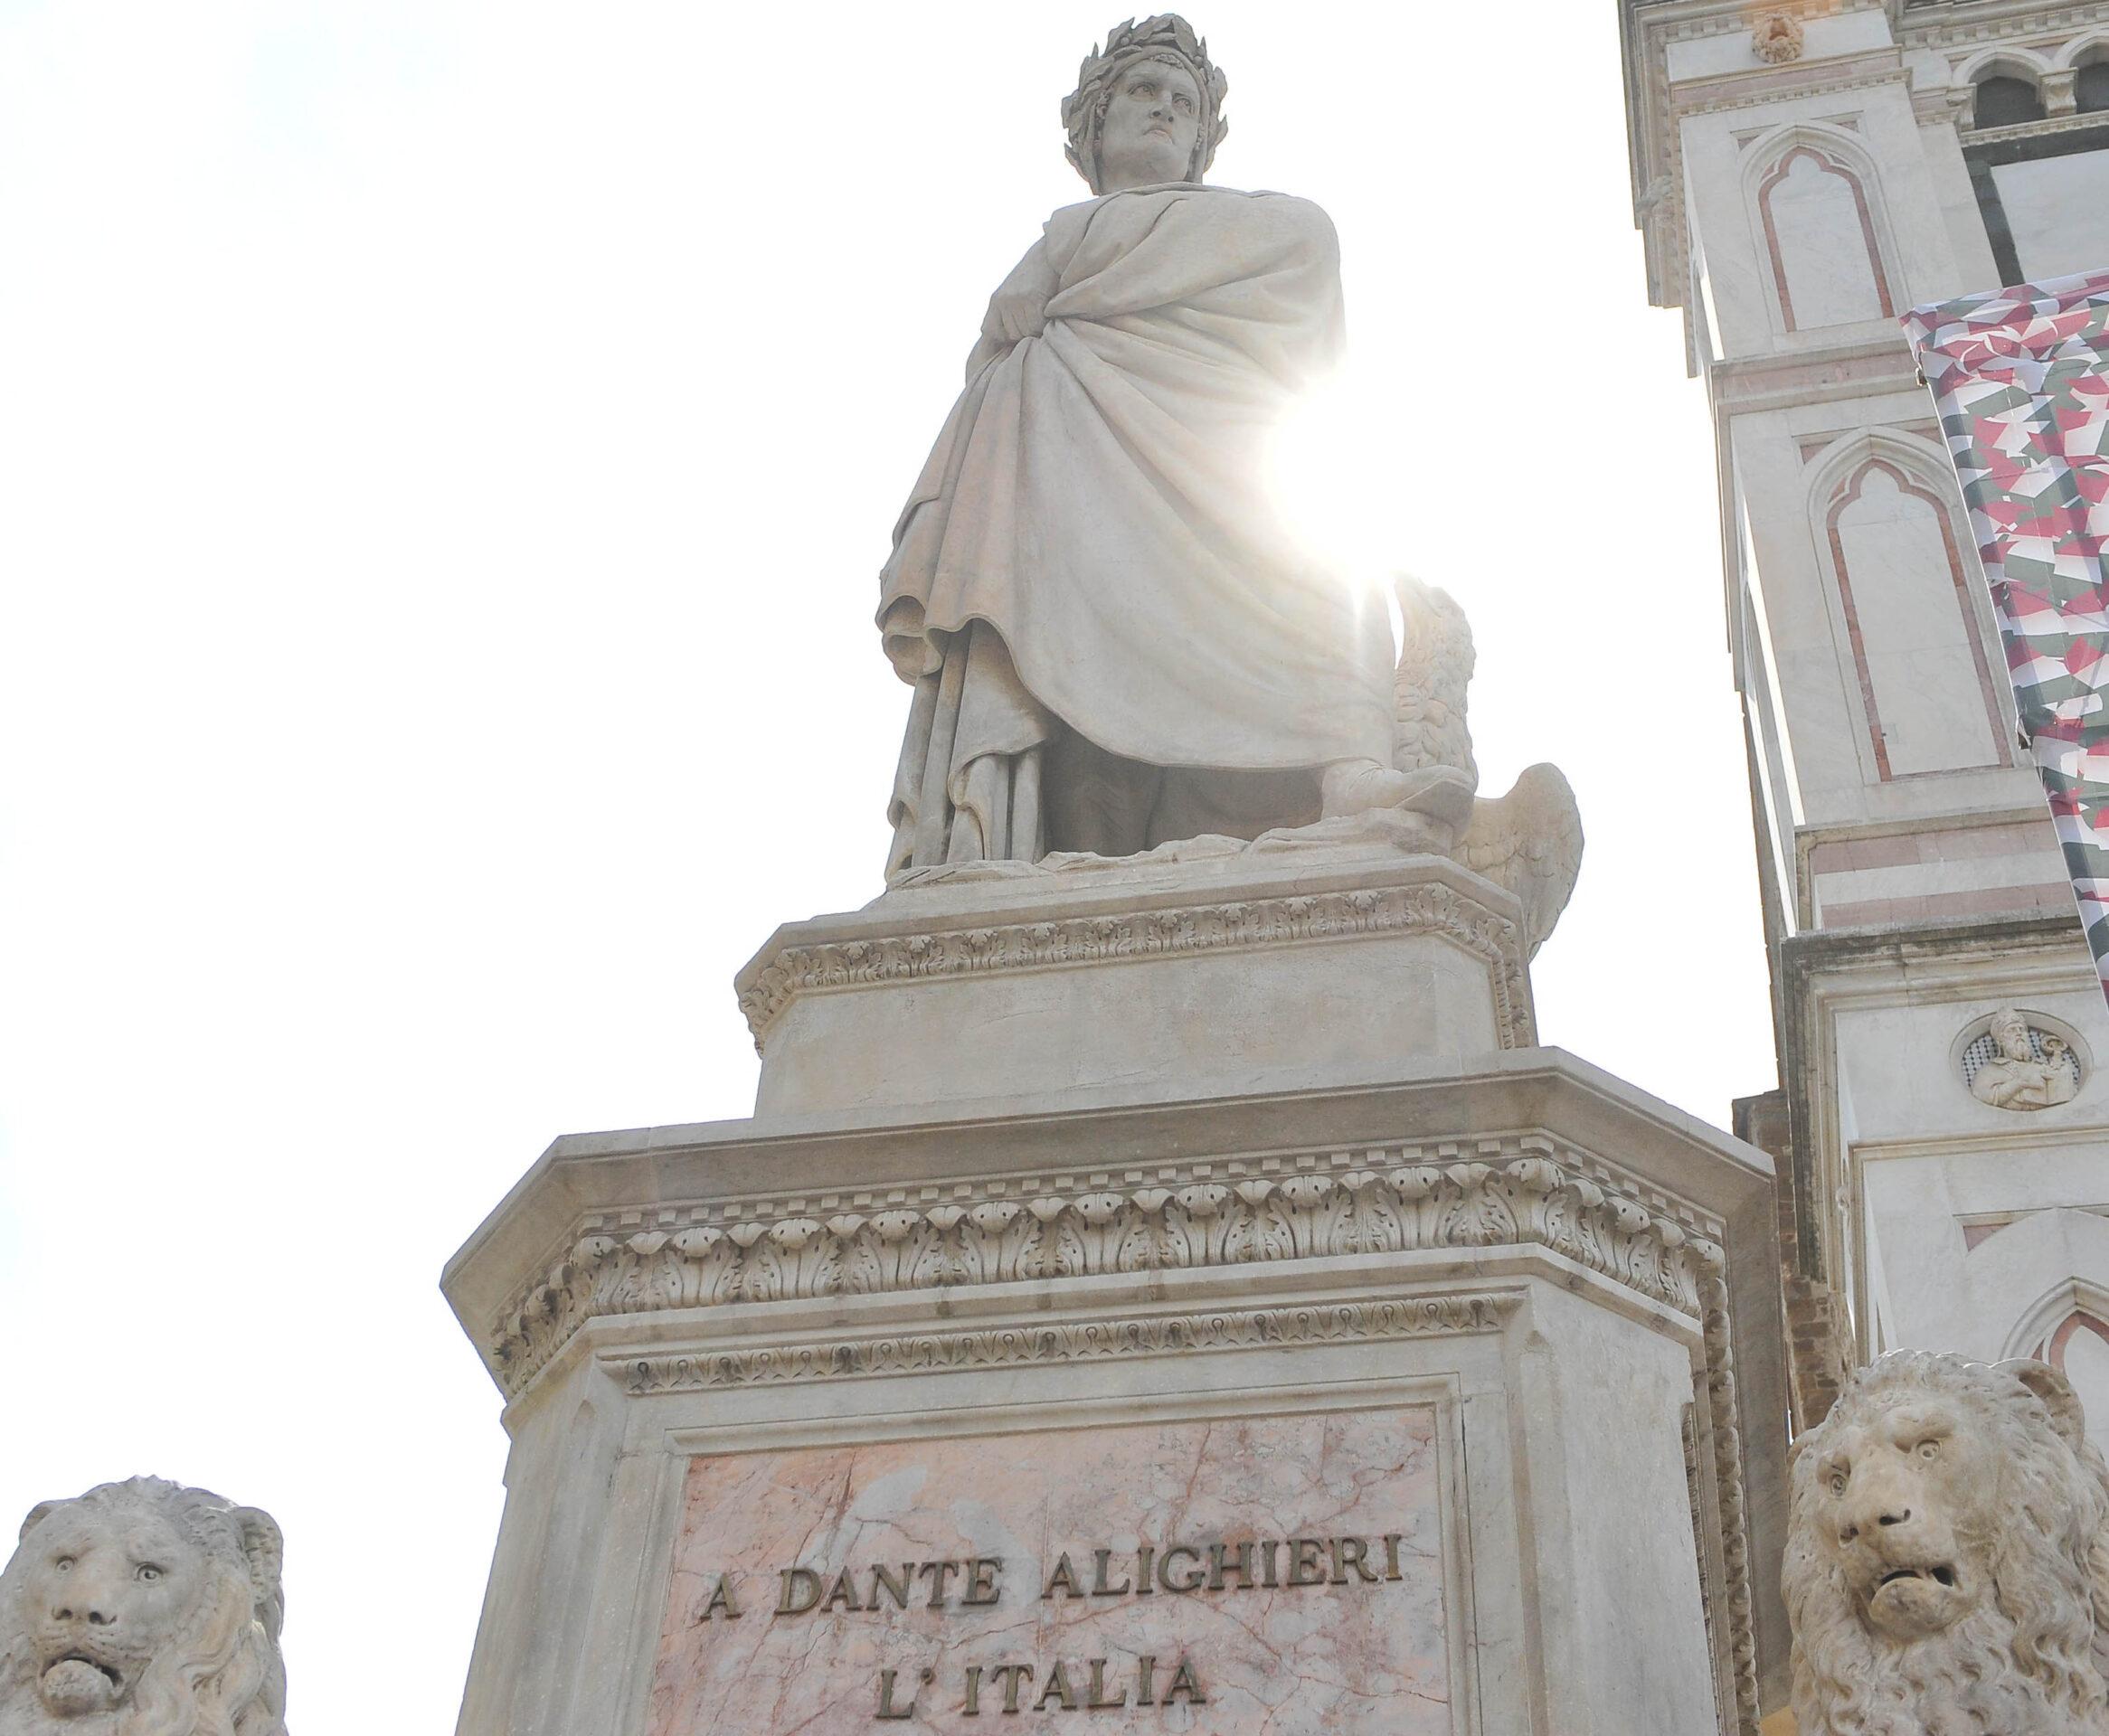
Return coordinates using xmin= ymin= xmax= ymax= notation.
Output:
xmin=2000 ymin=1261 xmax=2109 ymax=1430
xmin=1953 ymin=45 xmax=2055 ymax=86
xmin=2049 ymin=33 xmax=2109 ymax=71
xmin=2054 ymin=35 xmax=2109 ymax=114
xmin=2001 ymin=1269 xmax=2109 ymax=1363
xmin=1802 ymin=430 xmax=2013 ymax=781
xmin=1743 ymin=123 xmax=1900 ymax=334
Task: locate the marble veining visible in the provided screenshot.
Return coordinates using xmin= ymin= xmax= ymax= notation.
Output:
xmin=648 ymin=1409 xmax=1451 ymax=1734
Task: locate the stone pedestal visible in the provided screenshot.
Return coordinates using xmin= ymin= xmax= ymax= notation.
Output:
xmin=736 ymin=847 xmax=1533 ymax=1121
xmin=445 ymin=854 xmax=1786 ymax=1735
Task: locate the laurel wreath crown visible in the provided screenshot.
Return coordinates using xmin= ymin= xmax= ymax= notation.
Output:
xmin=1060 ymin=14 xmax=1230 ymax=193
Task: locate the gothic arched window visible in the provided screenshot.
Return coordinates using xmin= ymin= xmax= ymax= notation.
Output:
xmin=1755 ymin=144 xmax=1896 ymax=331
xmin=1818 ymin=456 xmax=2010 ymax=778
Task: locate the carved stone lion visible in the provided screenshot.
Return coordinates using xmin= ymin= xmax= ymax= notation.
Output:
xmin=0 ymin=1477 xmax=286 ymax=1735
xmin=1784 ymin=1352 xmax=2109 ymax=1734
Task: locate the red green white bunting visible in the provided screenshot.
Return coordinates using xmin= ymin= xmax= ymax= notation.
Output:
xmin=1902 ymin=268 xmax=2109 ymax=997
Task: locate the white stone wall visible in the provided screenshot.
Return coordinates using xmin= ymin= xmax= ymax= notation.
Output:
xmin=1805 ymin=933 xmax=2109 ymax=1429
xmin=1621 ymin=0 xmax=2109 ymax=1430
xmin=1991 ymin=147 xmax=2109 ymax=278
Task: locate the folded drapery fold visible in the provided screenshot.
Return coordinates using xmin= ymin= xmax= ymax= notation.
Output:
xmin=881 ymin=184 xmax=1394 ymax=872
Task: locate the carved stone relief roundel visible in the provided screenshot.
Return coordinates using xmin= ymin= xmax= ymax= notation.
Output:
xmin=1955 ymin=1006 xmax=2086 ymax=1110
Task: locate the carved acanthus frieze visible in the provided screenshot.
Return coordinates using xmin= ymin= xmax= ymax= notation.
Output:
xmin=1702 ymin=1278 xmax=1762 ymax=1735
xmin=487 ymin=1145 xmax=1725 ymax=1398
xmin=736 ymin=881 xmax=1535 ymax=1052
xmin=621 ymin=1294 xmax=1518 ymax=1394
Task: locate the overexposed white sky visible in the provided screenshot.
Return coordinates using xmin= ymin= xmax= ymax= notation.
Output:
xmin=0 ymin=5 xmax=1772 ymax=1728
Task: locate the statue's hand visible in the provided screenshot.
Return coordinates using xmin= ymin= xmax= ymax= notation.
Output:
xmin=983 ymin=243 xmax=1062 ymax=346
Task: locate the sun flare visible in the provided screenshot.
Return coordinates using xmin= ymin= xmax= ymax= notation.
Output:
xmin=1267 ymin=373 xmax=1407 ymax=598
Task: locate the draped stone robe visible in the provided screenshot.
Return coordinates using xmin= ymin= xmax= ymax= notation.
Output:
xmin=879 ymin=184 xmax=1395 ymax=873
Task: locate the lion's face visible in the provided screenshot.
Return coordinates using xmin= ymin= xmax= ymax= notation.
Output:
xmin=15 ymin=1503 xmax=209 ymax=1719
xmin=1 ymin=1477 xmax=286 ymax=1736
xmin=1800 ymin=1383 xmax=1993 ymax=1639
xmin=1786 ymin=1354 xmax=2109 ymax=1736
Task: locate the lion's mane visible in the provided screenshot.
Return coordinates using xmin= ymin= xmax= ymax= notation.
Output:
xmin=0 ymin=1477 xmax=286 ymax=1736
xmin=1785 ymin=1352 xmax=2109 ymax=1734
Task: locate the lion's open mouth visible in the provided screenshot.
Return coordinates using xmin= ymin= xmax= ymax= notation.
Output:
xmin=1878 ymin=1564 xmax=1958 ymax=1590
xmin=1865 ymin=1561 xmax=1967 ymax=1637
xmin=39 ymin=1653 xmax=126 ymax=1715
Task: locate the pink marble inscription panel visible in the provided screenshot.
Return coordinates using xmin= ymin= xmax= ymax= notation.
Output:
xmin=647 ymin=1409 xmax=1450 ymax=1733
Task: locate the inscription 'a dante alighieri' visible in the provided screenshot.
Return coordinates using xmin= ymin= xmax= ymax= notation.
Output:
xmin=690 ymin=1533 xmax=1413 ymax=1720
xmin=650 ymin=1413 xmax=1451 ymax=1733
xmin=692 ymin=1533 xmax=1412 ymax=1622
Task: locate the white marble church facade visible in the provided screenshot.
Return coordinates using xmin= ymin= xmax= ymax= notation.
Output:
xmin=1619 ymin=0 xmax=2109 ymax=1433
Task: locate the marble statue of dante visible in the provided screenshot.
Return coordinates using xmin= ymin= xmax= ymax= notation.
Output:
xmin=880 ymin=14 xmax=1450 ymax=873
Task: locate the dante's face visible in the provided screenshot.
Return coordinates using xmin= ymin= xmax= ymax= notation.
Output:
xmin=1096 ymin=57 xmax=1200 ymax=192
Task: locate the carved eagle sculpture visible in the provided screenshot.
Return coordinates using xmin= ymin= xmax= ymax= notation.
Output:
xmin=1393 ymin=575 xmax=1584 ymax=958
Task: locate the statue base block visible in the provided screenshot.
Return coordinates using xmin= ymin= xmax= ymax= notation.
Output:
xmin=736 ymin=847 xmax=1535 ymax=1125
xmin=447 ymin=892 xmax=1788 ymax=1736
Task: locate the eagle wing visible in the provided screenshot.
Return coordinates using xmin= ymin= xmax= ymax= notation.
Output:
xmin=1456 ymin=763 xmax=1584 ymax=958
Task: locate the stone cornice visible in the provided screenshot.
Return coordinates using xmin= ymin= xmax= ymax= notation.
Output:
xmin=1899 ymin=1 xmax=2109 ymax=52
xmin=486 ymin=1137 xmax=1727 ymax=1400
xmin=734 ymin=878 xmax=1535 ymax=1055
xmin=1793 ymin=802 xmax=2054 ymax=855
xmin=1679 ymin=61 xmax=1915 ymax=118
xmin=1672 ymin=0 xmax=1864 ymax=39
xmin=1964 ymin=106 xmax=2109 ymax=144
xmin=441 ymin=1054 xmax=1778 ymax=1354
xmin=1674 ymin=54 xmax=1907 ymax=118
xmin=1709 ymin=338 xmax=1923 ymax=413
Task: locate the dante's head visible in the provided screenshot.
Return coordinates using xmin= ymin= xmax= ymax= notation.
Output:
xmin=1062 ymin=15 xmax=1229 ymax=195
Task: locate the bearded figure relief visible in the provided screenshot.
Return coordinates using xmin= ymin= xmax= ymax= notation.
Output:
xmin=1971 ymin=1006 xmax=2082 ymax=1111
xmin=0 ymin=1477 xmax=287 ymax=1736
xmin=1784 ymin=1351 xmax=2109 ymax=1734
